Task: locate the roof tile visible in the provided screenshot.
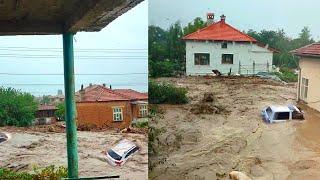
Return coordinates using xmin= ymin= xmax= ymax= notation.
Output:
xmin=183 ymin=20 xmax=257 ymax=42
xmin=291 ymin=43 xmax=320 ymax=57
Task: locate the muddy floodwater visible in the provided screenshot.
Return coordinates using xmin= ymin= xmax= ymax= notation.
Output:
xmin=0 ymin=128 xmax=148 ymax=180
xmin=149 ymin=76 xmax=320 ymax=180
xmin=297 ymin=105 xmax=320 ymax=151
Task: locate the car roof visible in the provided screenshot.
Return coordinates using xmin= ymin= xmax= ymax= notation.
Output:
xmin=112 ymin=139 xmax=136 ymax=156
xmin=269 ymin=105 xmax=291 ymax=112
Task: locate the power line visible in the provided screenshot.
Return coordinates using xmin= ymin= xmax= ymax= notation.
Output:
xmin=0 ymin=54 xmax=147 ymax=58
xmin=0 ymin=83 xmax=148 ymax=86
xmin=0 ymin=72 xmax=147 ymax=76
xmin=0 ymin=47 xmax=147 ymax=51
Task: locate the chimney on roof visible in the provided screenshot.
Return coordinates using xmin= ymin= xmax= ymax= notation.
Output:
xmin=206 ymin=12 xmax=214 ymax=26
xmin=109 ymin=85 xmax=112 ymax=89
xmin=80 ymin=84 xmax=85 ymax=102
xmin=220 ymin=14 xmax=226 ymax=23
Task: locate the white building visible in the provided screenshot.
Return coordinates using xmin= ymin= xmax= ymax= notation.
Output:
xmin=183 ymin=14 xmax=276 ymax=76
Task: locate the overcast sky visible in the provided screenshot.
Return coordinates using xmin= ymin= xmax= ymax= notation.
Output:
xmin=0 ymin=0 xmax=148 ymax=96
xmin=149 ymin=0 xmax=320 ymax=40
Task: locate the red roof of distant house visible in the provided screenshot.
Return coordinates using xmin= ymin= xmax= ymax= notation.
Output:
xmin=76 ymin=85 xmax=147 ymax=102
xmin=291 ymin=43 xmax=320 ymax=57
xmin=76 ymin=85 xmax=129 ymax=102
xmin=38 ymin=105 xmax=57 ymax=111
xmin=183 ymin=20 xmax=257 ymax=42
xmin=114 ymin=89 xmax=148 ymax=101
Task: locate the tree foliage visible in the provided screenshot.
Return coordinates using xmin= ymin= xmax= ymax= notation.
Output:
xmin=149 ymin=17 xmax=206 ymax=77
xmin=55 ymin=102 xmax=65 ymax=121
xmin=247 ymin=27 xmax=315 ymax=68
xmin=0 ymin=87 xmax=38 ymax=127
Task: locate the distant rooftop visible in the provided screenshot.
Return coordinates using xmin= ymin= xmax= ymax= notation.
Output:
xmin=0 ymin=0 xmax=143 ymax=35
xmin=114 ymin=89 xmax=148 ymax=101
xmin=291 ymin=43 xmax=320 ymax=58
xmin=76 ymin=84 xmax=147 ymax=103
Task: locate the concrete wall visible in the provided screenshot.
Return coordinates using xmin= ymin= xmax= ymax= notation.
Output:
xmin=185 ymin=41 xmax=273 ymax=75
xmin=299 ymin=58 xmax=320 ymax=112
xmin=76 ymin=101 xmax=132 ymax=129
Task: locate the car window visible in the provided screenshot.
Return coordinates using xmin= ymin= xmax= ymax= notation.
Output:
xmin=275 ymin=112 xmax=290 ymax=120
xmin=125 ymin=147 xmax=139 ymax=158
xmin=108 ymin=150 xmax=122 ymax=161
xmin=266 ymin=107 xmax=272 ymax=117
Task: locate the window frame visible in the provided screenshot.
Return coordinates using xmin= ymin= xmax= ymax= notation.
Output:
xmin=301 ymin=77 xmax=309 ymax=100
xmin=221 ymin=42 xmax=228 ymax=49
xmin=139 ymin=105 xmax=148 ymax=117
xmin=221 ymin=54 xmax=234 ymax=64
xmin=194 ymin=53 xmax=210 ymax=66
xmin=113 ymin=107 xmax=123 ymax=122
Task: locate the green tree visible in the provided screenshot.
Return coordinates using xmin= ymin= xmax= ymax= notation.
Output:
xmin=0 ymin=87 xmax=38 ymax=127
xmin=183 ymin=17 xmax=206 ymax=36
xmin=55 ymin=103 xmax=65 ymax=121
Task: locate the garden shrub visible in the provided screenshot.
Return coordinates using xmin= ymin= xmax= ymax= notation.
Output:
xmin=149 ymin=81 xmax=188 ymax=104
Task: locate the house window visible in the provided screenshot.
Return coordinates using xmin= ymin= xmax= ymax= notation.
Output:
xmin=139 ymin=105 xmax=148 ymax=117
xmin=194 ymin=53 xmax=210 ymax=65
xmin=301 ymin=77 xmax=309 ymax=100
xmin=221 ymin=42 xmax=227 ymax=49
xmin=222 ymin=54 xmax=234 ymax=64
xmin=113 ymin=107 xmax=123 ymax=121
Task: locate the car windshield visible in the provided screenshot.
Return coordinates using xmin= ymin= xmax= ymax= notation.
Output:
xmin=107 ymin=149 xmax=122 ymax=161
xmin=276 ymin=112 xmax=290 ymax=120
xmin=266 ymin=107 xmax=272 ymax=117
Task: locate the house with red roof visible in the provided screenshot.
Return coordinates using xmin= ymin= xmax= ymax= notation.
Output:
xmin=75 ymin=84 xmax=148 ymax=129
xmin=291 ymin=43 xmax=320 ymax=112
xmin=183 ymin=13 xmax=276 ymax=75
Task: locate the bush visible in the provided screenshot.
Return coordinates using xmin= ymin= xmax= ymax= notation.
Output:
xmin=55 ymin=103 xmax=65 ymax=121
xmin=0 ymin=165 xmax=67 ymax=180
xmin=149 ymin=81 xmax=188 ymax=104
xmin=274 ymin=67 xmax=298 ymax=82
xmin=0 ymin=87 xmax=38 ymax=127
xmin=133 ymin=121 xmax=148 ymax=128
xmin=149 ymin=60 xmax=176 ymax=78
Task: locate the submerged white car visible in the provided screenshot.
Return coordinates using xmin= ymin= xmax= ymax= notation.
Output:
xmin=105 ymin=139 xmax=139 ymax=166
xmin=261 ymin=104 xmax=304 ymax=123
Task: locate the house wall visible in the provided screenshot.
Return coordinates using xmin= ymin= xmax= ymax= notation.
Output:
xmin=76 ymin=101 xmax=132 ymax=129
xmin=185 ymin=41 xmax=273 ymax=75
xmin=298 ymin=58 xmax=320 ymax=112
xmin=132 ymin=104 xmax=148 ymax=119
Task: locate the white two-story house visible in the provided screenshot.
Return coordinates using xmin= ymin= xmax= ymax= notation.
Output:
xmin=183 ymin=13 xmax=276 ymax=76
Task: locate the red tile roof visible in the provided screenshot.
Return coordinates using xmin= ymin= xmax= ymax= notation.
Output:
xmin=114 ymin=89 xmax=148 ymax=101
xmin=183 ymin=20 xmax=257 ymax=42
xmin=76 ymin=85 xmax=148 ymax=102
xmin=291 ymin=43 xmax=320 ymax=57
xmin=76 ymin=85 xmax=129 ymax=102
xmin=38 ymin=105 xmax=57 ymax=111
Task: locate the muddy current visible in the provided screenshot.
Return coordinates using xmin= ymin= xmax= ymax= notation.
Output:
xmin=149 ymin=76 xmax=320 ymax=180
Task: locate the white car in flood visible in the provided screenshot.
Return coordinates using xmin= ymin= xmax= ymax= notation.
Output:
xmin=261 ymin=104 xmax=304 ymax=123
xmin=105 ymin=139 xmax=140 ymax=166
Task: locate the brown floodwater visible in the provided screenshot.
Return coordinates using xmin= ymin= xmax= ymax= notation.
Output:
xmin=296 ymin=104 xmax=320 ymax=152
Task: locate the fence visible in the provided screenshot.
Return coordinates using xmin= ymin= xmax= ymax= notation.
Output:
xmin=238 ymin=61 xmax=270 ymax=75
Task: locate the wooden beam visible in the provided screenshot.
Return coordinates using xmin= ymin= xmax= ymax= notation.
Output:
xmin=65 ymin=0 xmax=143 ymax=33
xmin=0 ymin=20 xmax=63 ymax=35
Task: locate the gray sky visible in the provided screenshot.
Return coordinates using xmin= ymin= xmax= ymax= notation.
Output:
xmin=0 ymin=0 xmax=148 ymax=96
xmin=149 ymin=0 xmax=320 ymax=40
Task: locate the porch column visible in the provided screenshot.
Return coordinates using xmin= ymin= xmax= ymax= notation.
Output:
xmin=63 ymin=32 xmax=79 ymax=178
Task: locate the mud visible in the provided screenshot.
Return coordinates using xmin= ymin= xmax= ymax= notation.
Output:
xmin=149 ymin=76 xmax=320 ymax=180
xmin=0 ymin=128 xmax=148 ymax=180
